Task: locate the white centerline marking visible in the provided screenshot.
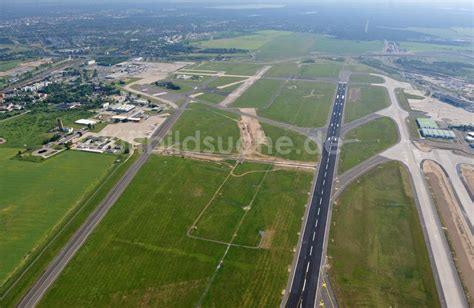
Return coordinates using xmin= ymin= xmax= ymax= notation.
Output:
xmin=319 ymin=198 xmax=322 ymax=205
xmin=306 ymin=262 xmax=310 ymax=273
xmin=317 ymin=207 xmax=320 ymax=215
xmin=312 ymin=231 xmax=316 ymax=241
xmin=310 ymin=245 xmax=313 ymax=256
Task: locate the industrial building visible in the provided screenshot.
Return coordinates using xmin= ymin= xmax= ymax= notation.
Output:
xmin=420 ymin=128 xmax=456 ymax=139
xmin=107 ymin=103 xmax=135 ymax=113
xmin=416 ymin=118 xmax=439 ymax=129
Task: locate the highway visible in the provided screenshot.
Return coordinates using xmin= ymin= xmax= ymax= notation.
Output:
xmin=286 ymin=82 xmax=347 ymax=308
xmin=17 ymin=100 xmax=190 ymax=308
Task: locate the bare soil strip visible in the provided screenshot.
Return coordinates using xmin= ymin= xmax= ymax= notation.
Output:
xmin=422 ymin=160 xmax=474 ymax=305
xmin=459 ymin=164 xmax=474 ymax=201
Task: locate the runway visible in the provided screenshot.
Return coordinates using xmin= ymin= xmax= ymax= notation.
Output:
xmin=286 ymin=82 xmax=347 ymax=307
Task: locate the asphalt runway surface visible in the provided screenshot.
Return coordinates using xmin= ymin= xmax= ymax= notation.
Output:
xmin=286 ymin=82 xmax=347 ymax=308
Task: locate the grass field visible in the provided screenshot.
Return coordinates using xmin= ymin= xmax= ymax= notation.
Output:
xmin=338 ymin=117 xmax=398 ymax=174
xmin=164 ymin=102 xmax=319 ymax=161
xmin=260 ymin=124 xmax=319 ymax=162
xmin=312 ymin=35 xmax=383 ymax=55
xmin=194 ymin=30 xmax=291 ymax=50
xmin=234 ymin=79 xmax=283 ymax=109
xmin=163 ymin=103 xmax=241 ymax=154
xmin=0 ymin=110 xmax=93 ymax=148
xmin=234 ymin=79 xmax=335 ymax=128
xmin=257 ymin=32 xmax=317 ymax=61
xmin=344 ymin=85 xmax=390 ymax=123
xmin=400 ymin=41 xmax=473 ymax=53
xmin=259 ymin=81 xmax=335 ymax=128
xmin=349 ymin=74 xmax=385 ymax=84
xmin=265 ymin=60 xmax=343 ymax=78
xmin=0 ymin=60 xmax=20 ymax=72
xmin=328 ymin=161 xmax=440 ymax=307
xmin=40 ymin=155 xmax=312 ymax=307
xmin=185 ymin=62 xmax=262 ymax=76
xmin=0 ymin=149 xmax=116 ymax=286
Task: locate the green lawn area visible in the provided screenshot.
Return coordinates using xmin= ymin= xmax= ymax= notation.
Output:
xmin=348 ymin=63 xmax=377 ymax=73
xmin=400 ymin=41 xmax=473 ymax=53
xmin=257 ymin=32 xmax=317 ymax=61
xmin=185 ymin=62 xmax=262 ymax=76
xmin=234 ymin=79 xmax=283 ymax=109
xmin=259 ymin=81 xmax=335 ymax=128
xmin=395 ymin=88 xmax=424 ymax=112
xmin=0 ymin=110 xmax=94 ymax=148
xmin=0 ymin=60 xmax=20 ymax=72
xmin=0 ymin=149 xmax=116 ymax=287
xmin=235 ymin=79 xmax=335 ymax=128
xmin=40 ymin=155 xmax=312 ymax=307
xmin=197 ymin=92 xmax=226 ymax=104
xmin=265 ymin=60 xmax=343 ymax=78
xmin=344 ymin=85 xmax=390 ymax=123
xmin=163 ymin=102 xmax=318 ymax=162
xmin=328 ymin=161 xmax=440 ymax=307
xmin=163 ymin=103 xmax=241 ymax=154
xmin=312 ymin=35 xmax=383 ymax=55
xmin=338 ymin=117 xmax=398 ymax=174
xmin=349 ymin=74 xmax=385 ymax=84
xmin=194 ymin=30 xmax=291 ymax=50
xmin=260 ymin=123 xmax=319 ymax=162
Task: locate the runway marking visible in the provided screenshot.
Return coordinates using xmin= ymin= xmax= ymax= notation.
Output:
xmin=310 ymin=245 xmax=313 ymax=256
xmin=324 ymin=171 xmax=327 ymax=177
xmin=306 ymin=262 xmax=311 ymax=273
xmin=317 ymin=207 xmax=320 ymax=215
xmin=303 ymin=279 xmax=307 ymax=291
xmin=321 ymin=189 xmax=324 ymax=195
xmin=323 ymin=179 xmax=326 ymax=185
xmin=315 ymin=219 xmax=319 ymax=227
xmin=319 ymin=198 xmax=322 ymax=205
xmin=312 ymin=231 xmax=316 ymax=241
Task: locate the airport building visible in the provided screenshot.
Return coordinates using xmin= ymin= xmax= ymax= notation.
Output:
xmin=416 ymin=118 xmax=439 ymax=129
xmin=420 ymin=128 xmax=456 ymax=139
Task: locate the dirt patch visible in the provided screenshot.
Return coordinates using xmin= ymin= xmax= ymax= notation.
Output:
xmin=460 ymin=164 xmax=474 ymax=200
xmin=413 ymin=141 xmax=432 ymax=152
xmin=422 ymin=160 xmax=474 ymax=303
xmin=238 ymin=108 xmax=268 ymax=157
xmin=348 ymin=87 xmax=361 ymax=102
xmin=0 ymin=138 xmax=5 ymax=144
xmin=88 ymin=115 xmax=167 ymax=145
xmin=259 ymin=230 xmax=275 ymax=249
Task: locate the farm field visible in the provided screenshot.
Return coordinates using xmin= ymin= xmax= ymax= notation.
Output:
xmin=328 ymin=161 xmax=440 ymax=307
xmin=338 ymin=117 xmax=398 ymax=174
xmin=344 ymin=85 xmax=390 ymax=123
xmin=0 ymin=110 xmax=93 ymax=148
xmin=40 ymin=155 xmax=313 ymax=307
xmin=349 ymin=73 xmax=385 ymax=84
xmin=0 ymin=149 xmax=117 ymax=286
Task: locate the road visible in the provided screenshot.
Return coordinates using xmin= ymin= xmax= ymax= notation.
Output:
xmin=285 ymin=82 xmax=347 ymax=308
xmin=1 ymin=59 xmax=81 ymax=94
xmin=17 ymin=100 xmax=190 ymax=308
